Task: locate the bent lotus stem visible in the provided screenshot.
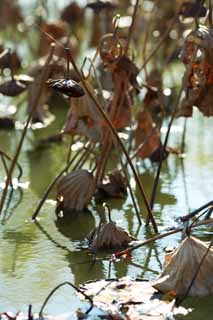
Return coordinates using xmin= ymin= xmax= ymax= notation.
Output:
xmin=39 ymin=281 xmax=93 ymax=318
xmin=114 ymin=218 xmax=213 ymax=259
xmin=67 ymin=50 xmax=158 ymax=233
xmin=0 ymin=44 xmax=55 ymax=217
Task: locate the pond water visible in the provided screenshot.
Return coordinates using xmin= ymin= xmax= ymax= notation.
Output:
xmin=0 ymin=1 xmax=212 ymax=319
xmin=0 ymin=102 xmax=212 ymax=318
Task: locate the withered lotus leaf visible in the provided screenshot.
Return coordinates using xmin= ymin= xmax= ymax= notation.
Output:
xmin=56 ymin=169 xmax=96 ymax=212
xmin=99 ymin=33 xmax=123 ymax=64
xmin=152 ymin=236 xmax=213 ymax=297
xmin=63 ymin=94 xmax=103 ymax=142
xmin=178 ymin=26 xmax=213 ymax=117
xmin=47 ymin=78 xmax=85 ymax=97
xmin=89 ymin=221 xmax=135 ymax=251
xmin=96 ymin=170 xmax=127 ymax=199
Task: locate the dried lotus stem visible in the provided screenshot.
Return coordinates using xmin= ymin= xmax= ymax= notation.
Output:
xmin=68 ymin=50 xmax=158 ymax=233
xmin=0 ymin=44 xmax=55 ymax=216
xmin=39 ymin=281 xmax=93 ymax=318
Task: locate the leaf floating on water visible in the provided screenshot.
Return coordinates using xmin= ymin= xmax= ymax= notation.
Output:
xmin=80 ymin=277 xmax=191 ymax=319
xmin=47 ymin=78 xmax=85 ymax=97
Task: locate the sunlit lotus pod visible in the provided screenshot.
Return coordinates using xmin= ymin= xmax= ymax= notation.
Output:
xmin=99 ymin=33 xmax=123 ymax=64
xmin=152 ymin=236 xmax=213 ymax=297
xmin=89 ymin=221 xmax=135 ymax=251
xmin=56 ymin=169 xmax=96 ymax=212
xmin=47 ymin=78 xmax=85 ymax=97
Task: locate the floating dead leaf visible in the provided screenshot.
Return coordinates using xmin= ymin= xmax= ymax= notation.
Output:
xmin=47 ymin=78 xmax=85 ymax=98
xmin=96 ymin=170 xmax=127 ymax=200
xmin=152 ymin=236 xmax=213 ymax=297
xmin=56 ymin=169 xmax=96 ymax=212
xmin=80 ymin=277 xmax=191 ymax=319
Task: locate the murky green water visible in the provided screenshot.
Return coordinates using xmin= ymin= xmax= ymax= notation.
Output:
xmin=0 ymin=102 xmax=212 ymax=318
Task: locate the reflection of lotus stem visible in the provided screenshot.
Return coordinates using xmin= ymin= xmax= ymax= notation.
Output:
xmin=68 ymin=51 xmax=158 ymax=233
xmin=32 ymin=144 xmax=89 ymax=220
xmin=0 ymin=44 xmax=55 ymax=217
xmin=0 ymin=149 xmax=23 ymax=182
xmin=39 ymin=281 xmax=93 ymax=318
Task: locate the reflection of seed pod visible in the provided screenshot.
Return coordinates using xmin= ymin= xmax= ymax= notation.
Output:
xmin=99 ymin=33 xmax=123 ymax=64
xmin=57 ymin=169 xmax=96 ymax=212
xmin=47 ymin=78 xmax=85 ymax=97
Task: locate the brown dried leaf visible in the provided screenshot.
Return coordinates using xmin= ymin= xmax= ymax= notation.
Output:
xmin=56 ymin=169 xmax=96 ymax=212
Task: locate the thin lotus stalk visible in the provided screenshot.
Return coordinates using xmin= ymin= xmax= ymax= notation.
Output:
xmin=141 ymin=0 xmax=160 ymax=79
xmin=72 ymin=143 xmax=94 ymax=171
xmin=179 ymin=200 xmax=213 ymax=222
xmin=148 ymin=44 xmax=199 ymax=217
xmin=125 ymin=0 xmax=140 ymax=55
xmin=0 ymin=44 xmax=55 ymax=216
xmin=176 ymin=239 xmax=213 ymax=307
xmin=209 ymin=0 xmax=213 ymax=27
xmin=68 ymin=51 xmax=158 ymax=233
xmin=95 ymin=73 xmax=126 ymax=185
xmin=39 ymin=281 xmax=93 ymax=318
xmin=114 ymin=218 xmax=213 ymax=259
xmin=139 ymin=12 xmax=178 ymax=72
xmin=31 ymin=144 xmax=88 ymax=220
xmin=181 ymin=118 xmax=187 ymax=154
xmin=66 ymin=136 xmax=74 ymax=166
xmin=117 ymin=147 xmax=142 ymax=225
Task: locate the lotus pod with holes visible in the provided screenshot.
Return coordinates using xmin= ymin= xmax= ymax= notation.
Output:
xmin=56 ymin=169 xmax=96 ymax=212
xmin=178 ymin=26 xmax=213 ymax=117
xmin=152 ymin=236 xmax=213 ymax=297
xmin=89 ymin=220 xmax=135 ymax=251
